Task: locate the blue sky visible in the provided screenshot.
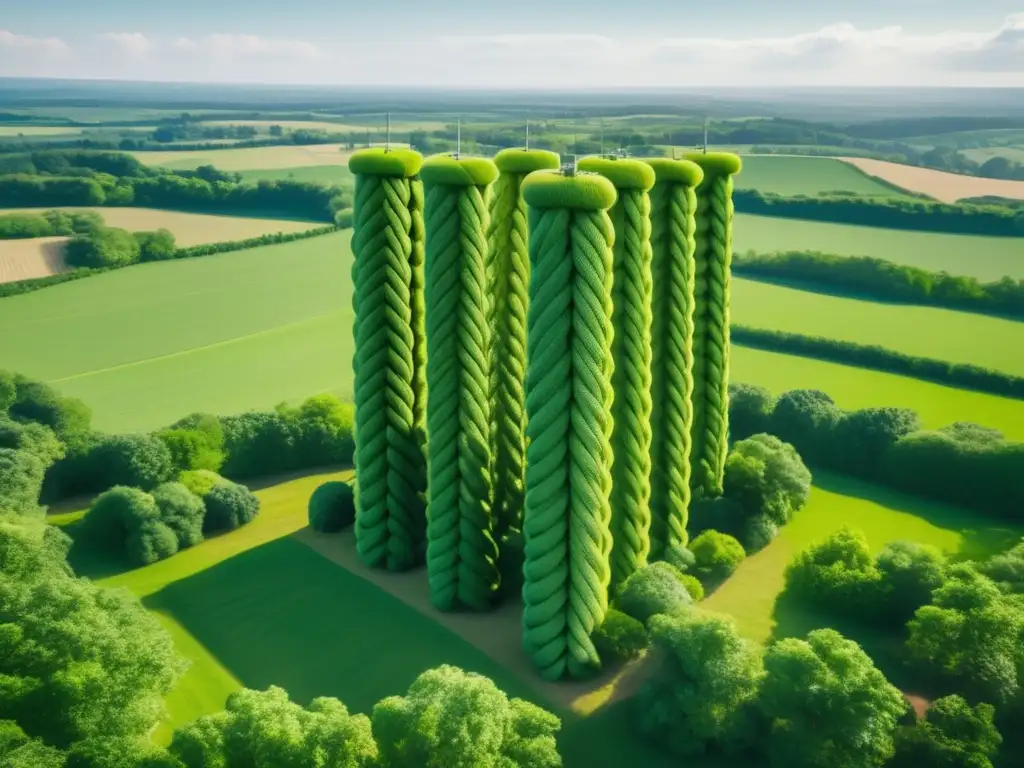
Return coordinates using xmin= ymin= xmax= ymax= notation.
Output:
xmin=1 ymin=2 xmax=1022 ymax=86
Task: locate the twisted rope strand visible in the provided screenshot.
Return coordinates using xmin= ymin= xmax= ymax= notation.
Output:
xmin=408 ymin=178 xmax=428 ymax=551
xmin=648 ymin=180 xmax=698 ymax=558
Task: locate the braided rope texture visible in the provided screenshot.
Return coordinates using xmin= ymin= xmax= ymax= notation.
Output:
xmin=690 ymin=172 xmax=737 ymax=497
xmin=605 ymin=186 xmax=654 ymax=589
xmin=485 ymin=171 xmax=530 ymax=540
xmin=350 ymin=172 xmax=424 ymax=572
xmin=522 ymin=193 xmax=615 ymax=680
xmin=424 ymin=176 xmax=500 ymax=612
xmin=409 ymin=178 xmax=428 ymax=471
xmin=647 ymin=176 xmax=699 ymax=559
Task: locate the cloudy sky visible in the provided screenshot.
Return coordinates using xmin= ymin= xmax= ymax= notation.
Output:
xmin=1 ymin=1 xmax=1022 ymax=87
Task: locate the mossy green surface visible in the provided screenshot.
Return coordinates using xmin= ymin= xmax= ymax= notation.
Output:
xmin=643 ymin=158 xmax=704 ymax=187
xmin=684 ymin=151 xmax=742 ymax=178
xmin=493 ymin=148 xmax=561 ymax=174
xmin=577 ymin=157 xmax=655 ymax=191
xmin=521 ymin=171 xmax=617 ymax=211
xmin=420 ymin=154 xmax=499 ymax=187
xmin=347 ymin=148 xmax=423 ymax=178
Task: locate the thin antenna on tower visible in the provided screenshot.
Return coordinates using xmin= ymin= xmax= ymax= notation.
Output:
xmin=386 ymin=112 xmax=391 ymax=151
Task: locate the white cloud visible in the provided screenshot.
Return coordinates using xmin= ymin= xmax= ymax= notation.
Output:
xmin=0 ymin=30 xmax=69 ymax=56
xmin=96 ymin=32 xmax=153 ymax=57
xmin=0 ymin=30 xmax=71 ymax=78
xmin=172 ymin=34 xmax=325 ymax=61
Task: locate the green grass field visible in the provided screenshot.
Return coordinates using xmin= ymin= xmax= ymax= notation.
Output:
xmin=131 ymin=144 xmax=352 ymax=171
xmin=733 ymin=156 xmax=908 ymax=197
xmin=3 ymin=228 xmax=1021 ymax=437
xmin=732 ymin=277 xmax=1024 ymax=376
xmin=734 ymin=213 xmax=1024 ymax=281
xmin=237 ymin=165 xmax=353 ymax=186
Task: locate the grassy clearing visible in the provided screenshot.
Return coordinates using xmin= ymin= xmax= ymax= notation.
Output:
xmin=704 ymin=471 xmax=1023 ymax=644
xmin=236 ymin=165 xmax=353 ymax=186
xmin=56 ymin=469 xmax=675 ymax=768
xmin=732 ymin=346 xmax=1024 ymax=440
xmin=839 ymin=156 xmax=1024 ymax=203
xmin=733 ymin=155 xmax=908 ymax=197
xmin=734 ymin=213 xmax=1024 ymax=281
xmin=131 ymin=143 xmax=353 ymax=171
xmin=0 ymin=206 xmax=319 ymax=246
xmin=732 ymin=277 xmax=1024 ymax=376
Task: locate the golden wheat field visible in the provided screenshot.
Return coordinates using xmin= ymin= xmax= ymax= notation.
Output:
xmin=838 ymin=157 xmax=1024 ymax=202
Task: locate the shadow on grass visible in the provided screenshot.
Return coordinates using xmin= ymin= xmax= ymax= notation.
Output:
xmin=144 ymin=535 xmax=683 ymax=768
xmin=813 ymin=472 xmax=1022 ymax=561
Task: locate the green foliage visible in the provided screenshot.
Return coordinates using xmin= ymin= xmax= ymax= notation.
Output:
xmin=0 ymin=514 xmax=185 ymax=748
xmin=177 ymin=469 xmax=227 ymax=499
xmin=636 ymin=610 xmax=763 ymax=757
xmin=979 ymin=539 xmax=1024 ymax=593
xmin=784 ymin=527 xmax=881 ymax=612
xmin=724 ymin=434 xmax=811 ymax=526
xmin=170 ymin=686 xmax=377 ymax=768
xmin=734 ymin=326 xmax=1024 ymax=401
xmin=151 ymin=482 xmax=205 ymax=549
xmin=875 ymin=540 xmax=948 ymax=624
xmin=616 ymin=561 xmax=693 ymax=624
xmin=0 ymin=371 xmax=15 ymax=411
xmin=727 ymin=383 xmax=775 ymax=441
xmin=663 ymin=543 xmax=695 ymax=573
xmin=157 ymin=414 xmax=224 ymax=473
xmin=64 ymin=737 xmax=182 ymax=768
xmin=81 ymin=486 xmax=179 ymax=566
xmin=92 ymin=434 xmax=174 ymax=490
xmin=7 ymin=375 xmax=91 ymax=445
xmin=740 ymin=514 xmax=779 ymax=554
xmin=0 ymin=418 xmax=65 ymax=467
xmin=678 ymin=573 xmax=705 ymax=602
xmin=134 ymin=229 xmax=177 ymax=262
xmin=0 ymin=448 xmax=45 ymax=516
xmin=768 ymin=388 xmax=843 ymax=462
xmin=592 ymin=608 xmax=649 ymax=663
xmin=202 ymin=482 xmax=259 ymax=534
xmin=891 ymin=695 xmax=1001 ymax=768
xmin=308 ymin=480 xmax=355 ymax=533
xmin=832 ymin=407 xmax=921 ymax=478
xmin=758 ymin=629 xmax=907 ymax=768
xmin=689 ymin=531 xmax=746 ymax=584
xmin=0 ymin=209 xmax=103 ymax=239
xmin=65 ymin=226 xmax=141 ymax=269
xmin=371 ymin=665 xmax=562 ymax=768
xmin=907 ymin=569 xmax=1024 ymax=704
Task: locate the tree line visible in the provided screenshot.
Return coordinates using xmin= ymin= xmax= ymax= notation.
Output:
xmin=733 ymin=250 xmax=1024 ymax=320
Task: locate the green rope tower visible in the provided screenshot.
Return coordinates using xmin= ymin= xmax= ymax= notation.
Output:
xmin=421 ymin=155 xmax=502 ymax=612
xmin=348 ymin=148 xmax=426 ymax=572
xmin=521 ymin=168 xmax=617 ymax=680
xmin=486 ymin=148 xmax=560 ymax=542
xmin=577 ymin=156 xmax=655 ymax=591
xmin=685 ymin=152 xmax=742 ymax=498
xmin=409 ymin=176 xmax=428 ymax=467
xmin=643 ymin=158 xmax=705 ymax=559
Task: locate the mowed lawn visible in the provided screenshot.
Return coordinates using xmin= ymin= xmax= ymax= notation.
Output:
xmin=0 ymin=206 xmax=320 ymax=247
xmin=131 ymin=144 xmax=353 ymax=171
xmin=734 ymin=213 xmax=1024 ymax=281
xmin=731 ymin=277 xmax=1024 ymax=376
xmin=237 ymin=165 xmax=353 ymax=186
xmin=68 ymin=470 xmax=676 ymax=768
xmin=733 ymin=155 xmax=907 ymax=197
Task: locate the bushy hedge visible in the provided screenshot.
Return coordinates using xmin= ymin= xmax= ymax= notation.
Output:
xmin=733 ymin=189 xmax=1024 ymax=236
xmin=202 ymin=481 xmax=259 ymax=534
xmin=151 ymin=482 xmax=205 ymax=549
xmin=64 ymin=226 xmax=141 ymax=269
xmin=0 ymin=209 xmax=102 ymax=239
xmin=616 ymin=561 xmax=693 ymax=624
xmin=81 ymin=486 xmax=179 ymax=567
xmin=732 ymin=326 xmax=1024 ymax=400
xmin=307 ymin=480 xmax=355 ymax=533
xmin=593 ymin=608 xmax=649 ymax=662
xmin=689 ymin=531 xmax=746 ymax=584
xmin=733 ymin=250 xmax=1024 ymax=321
xmin=0 ymin=448 xmax=46 ymax=517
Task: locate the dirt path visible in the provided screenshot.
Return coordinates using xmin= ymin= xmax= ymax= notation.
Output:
xmin=0 ymin=236 xmax=68 ymax=284
xmin=295 ymin=527 xmax=653 ymax=714
xmin=837 ymin=157 xmax=1024 ymax=203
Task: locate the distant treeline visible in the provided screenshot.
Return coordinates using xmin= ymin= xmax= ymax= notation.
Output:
xmin=731 ymin=325 xmax=1024 ymax=400
xmin=0 ymin=225 xmax=340 ymax=300
xmin=0 ymin=209 xmax=103 ymax=239
xmin=733 ymin=250 xmax=1024 ymax=320
xmin=733 ymin=189 xmax=1024 ymax=237
xmin=0 ymin=132 xmax=358 ymax=155
xmin=0 ymin=150 xmax=351 ymax=223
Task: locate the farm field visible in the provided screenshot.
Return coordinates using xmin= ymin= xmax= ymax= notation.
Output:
xmin=203 ymin=118 xmax=446 ymax=132
xmin=731 ymin=277 xmax=1024 ymax=376
xmin=0 ymin=125 xmax=84 ymax=136
xmin=839 ymin=156 xmax=1024 ymax=202
xmin=55 ymin=469 xmax=676 ymax=768
xmin=0 ymin=236 xmax=67 ymax=283
xmin=732 ymin=155 xmax=908 ymax=197
xmin=734 ymin=213 xmax=1024 ymax=281
xmin=237 ymin=164 xmax=353 ymax=186
xmin=960 ymin=146 xmax=1024 ymax=164
xmin=130 ymin=143 xmax=353 ymax=171
xmin=0 ymin=206 xmax=320 ymax=246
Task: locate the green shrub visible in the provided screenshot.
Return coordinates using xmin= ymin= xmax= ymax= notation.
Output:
xmin=0 ymin=448 xmax=45 ymax=517
xmin=202 ymin=482 xmax=259 ymax=534
xmin=81 ymin=486 xmax=179 ymax=566
xmin=0 ymin=370 xmax=15 ymax=411
xmin=689 ymin=531 xmax=746 ymax=584
xmin=875 ymin=540 xmax=947 ymax=624
xmin=890 ymin=695 xmax=1001 ymax=768
xmin=151 ymin=482 xmax=205 ymax=549
xmin=784 ymin=527 xmax=881 ymax=612
xmin=980 ymin=539 xmax=1024 ymax=593
xmin=65 ymin=226 xmax=141 ymax=269
xmin=740 ymin=514 xmax=779 ymax=554
xmin=664 ymin=543 xmax=695 ymax=573
xmin=617 ymin=561 xmax=693 ymax=623
xmin=0 ymin=418 xmax=64 ymax=467
xmin=593 ymin=608 xmax=649 ymax=662
xmin=134 ymin=229 xmax=177 ymax=261
xmin=93 ymin=433 xmax=174 ymax=490
xmin=156 ymin=426 xmax=224 ymax=473
xmin=677 ymin=573 xmax=705 ymax=602
xmin=723 ymin=434 xmax=811 ymax=526
xmin=178 ymin=469 xmax=228 ymax=498
xmin=307 ymin=480 xmax=355 ymax=533
xmin=8 ymin=376 xmax=91 ymax=445
xmin=728 ymin=383 xmax=775 ymax=442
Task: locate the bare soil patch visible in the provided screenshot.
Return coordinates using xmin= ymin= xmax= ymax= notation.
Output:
xmin=838 ymin=157 xmax=1024 ymax=203
xmin=0 ymin=236 xmax=68 ymax=284
xmin=296 ymin=527 xmax=653 ymax=714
